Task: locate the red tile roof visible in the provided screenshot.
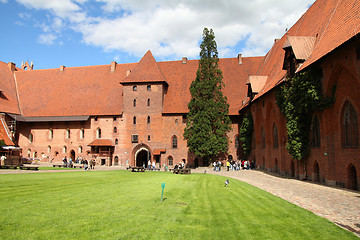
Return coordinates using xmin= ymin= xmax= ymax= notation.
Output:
xmin=0 ymin=61 xmax=21 ymax=115
xmin=153 ymin=149 xmax=166 ymax=155
xmin=160 ymin=57 xmax=263 ymax=115
xmin=250 ymin=0 xmax=360 ymax=102
xmin=121 ymin=50 xmax=167 ymax=85
xmin=88 ymin=139 xmax=114 ymax=146
xmin=14 ymin=63 xmax=136 ymax=117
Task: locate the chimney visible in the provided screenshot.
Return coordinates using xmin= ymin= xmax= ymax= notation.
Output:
xmin=7 ymin=62 xmax=15 ymax=72
xmin=237 ymin=54 xmax=242 ymax=65
xmin=111 ymin=61 xmax=117 ymax=72
xmin=60 ymin=66 xmax=65 ymax=72
xmin=126 ymin=70 xmax=131 ymax=76
xmin=182 ymin=57 xmax=187 ymax=64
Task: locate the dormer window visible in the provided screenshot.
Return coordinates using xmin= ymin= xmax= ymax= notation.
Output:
xmin=282 ymin=36 xmax=316 ymax=77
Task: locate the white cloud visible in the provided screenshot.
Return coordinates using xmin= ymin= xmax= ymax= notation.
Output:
xmin=16 ymin=0 xmax=316 ymax=59
xmin=37 ymin=33 xmax=57 ymax=45
xmin=0 ymin=0 xmax=8 ymax=3
xmin=16 ymin=0 xmax=81 ymax=18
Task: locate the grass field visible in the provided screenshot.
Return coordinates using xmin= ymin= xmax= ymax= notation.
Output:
xmin=0 ymin=170 xmax=357 ymax=240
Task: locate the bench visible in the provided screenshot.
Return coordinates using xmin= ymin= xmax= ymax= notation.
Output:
xmin=131 ymin=167 xmax=145 ymax=172
xmin=72 ymin=163 xmax=83 ymax=168
xmin=52 ymin=163 xmax=65 ymax=168
xmin=173 ymin=168 xmax=191 ymax=174
xmin=19 ymin=164 xmax=39 ymax=171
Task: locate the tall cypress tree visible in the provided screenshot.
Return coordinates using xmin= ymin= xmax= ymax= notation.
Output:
xmin=184 ymin=28 xmax=231 ymax=164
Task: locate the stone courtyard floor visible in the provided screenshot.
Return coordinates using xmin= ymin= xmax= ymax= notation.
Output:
xmin=1 ymin=165 xmax=359 ymax=237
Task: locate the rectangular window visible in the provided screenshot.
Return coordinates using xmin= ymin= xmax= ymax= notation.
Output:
xmin=131 ymin=134 xmax=138 ymax=143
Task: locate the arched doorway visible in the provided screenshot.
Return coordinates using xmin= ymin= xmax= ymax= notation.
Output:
xmin=290 ymin=160 xmax=295 ymax=178
xmin=347 ymin=164 xmax=358 ymax=190
xmin=194 ymin=158 xmax=199 ymax=168
xmin=313 ymin=161 xmax=320 ymax=182
xmin=70 ymin=150 xmax=75 ymax=161
xmin=262 ymin=157 xmax=265 ymax=170
xmin=135 ymin=148 xmax=150 ymax=167
xmin=114 ymin=156 xmax=119 ymax=165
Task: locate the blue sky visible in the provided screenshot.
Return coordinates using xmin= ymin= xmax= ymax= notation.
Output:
xmin=0 ymin=0 xmax=315 ymax=70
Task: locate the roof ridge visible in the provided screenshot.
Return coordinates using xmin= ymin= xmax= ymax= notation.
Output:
xmin=122 ymin=50 xmax=167 ymax=84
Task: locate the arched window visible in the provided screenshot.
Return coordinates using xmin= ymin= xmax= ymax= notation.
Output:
xmin=172 ymin=136 xmax=178 ymax=148
xmin=261 ymin=127 xmax=265 ymax=148
xmin=147 ymin=85 xmax=151 ymax=91
xmin=66 ymin=129 xmax=70 ymax=139
xmin=49 ymin=129 xmax=53 ymax=139
xmin=27 ymin=149 xmax=31 ymax=157
xmin=133 ymin=116 xmax=136 ymax=125
xmin=63 ymin=146 xmax=67 ymax=153
xmin=235 ymin=135 xmax=239 ymax=148
xmin=133 ymin=99 xmax=136 ymax=107
xmin=29 ymin=133 xmax=33 ymax=143
xmin=168 ymin=156 xmax=173 ymax=166
xmin=147 ymin=98 xmax=150 ymax=107
xmin=311 ymin=116 xmax=321 ymax=147
xmin=133 ymin=86 xmax=137 ymax=91
xmin=342 ymin=102 xmax=358 ymax=147
xmin=148 ymin=135 xmax=151 ymax=142
xmin=97 ymin=128 xmax=101 ymax=139
xmin=114 ymin=127 xmax=117 ymax=133
xmin=78 ymin=146 xmax=83 ymax=153
xmin=273 ymin=124 xmax=279 ymax=148
xmin=115 ymin=138 xmax=118 ymax=145
xmin=47 ymin=145 xmax=51 ymax=153
xmin=80 ymin=128 xmax=84 ymax=139
xmin=147 ymin=116 xmax=150 ymax=124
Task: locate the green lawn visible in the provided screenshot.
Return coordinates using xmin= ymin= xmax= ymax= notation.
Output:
xmin=0 ymin=171 xmax=357 ymax=240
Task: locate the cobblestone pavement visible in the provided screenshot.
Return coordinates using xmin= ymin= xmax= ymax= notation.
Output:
xmin=1 ymin=166 xmax=359 ymax=237
xmin=193 ymin=167 xmax=360 ymax=237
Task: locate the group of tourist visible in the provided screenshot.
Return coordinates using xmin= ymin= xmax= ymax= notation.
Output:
xmin=213 ymin=160 xmax=254 ymax=172
xmin=173 ymin=160 xmax=185 ymax=170
xmin=147 ymin=160 xmax=157 ymax=170
xmin=62 ymin=156 xmax=96 ymax=171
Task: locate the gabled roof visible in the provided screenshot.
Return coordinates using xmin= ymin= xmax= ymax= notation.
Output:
xmin=0 ymin=62 xmax=21 ymax=115
xmin=246 ymin=76 xmax=268 ymax=94
xmin=283 ymin=36 xmax=316 ymax=60
xmin=121 ymin=50 xmax=167 ymax=85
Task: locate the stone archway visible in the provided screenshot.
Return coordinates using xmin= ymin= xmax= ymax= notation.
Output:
xmin=290 ymin=160 xmax=295 ymax=178
xmin=313 ymin=161 xmax=320 ymax=182
xmin=274 ymin=158 xmax=278 ymax=173
xmin=133 ymin=145 xmax=151 ymax=167
xmin=70 ymin=150 xmax=75 ymax=161
xmin=346 ymin=164 xmax=358 ymax=190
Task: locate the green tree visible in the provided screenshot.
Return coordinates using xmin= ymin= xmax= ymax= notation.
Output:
xmin=184 ymin=28 xmax=232 ymax=163
xmin=240 ymin=112 xmax=253 ymax=157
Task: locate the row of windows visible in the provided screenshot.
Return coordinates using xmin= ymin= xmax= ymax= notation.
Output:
xmin=133 ymin=116 xmax=151 ymax=124
xmin=254 ymin=101 xmax=358 ymax=149
xmin=30 ymin=128 xmax=120 ymax=143
xmin=133 ymin=99 xmax=151 ymax=107
xmin=131 ymin=134 xmax=178 ymax=148
xmin=133 ymin=85 xmax=152 ymax=91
